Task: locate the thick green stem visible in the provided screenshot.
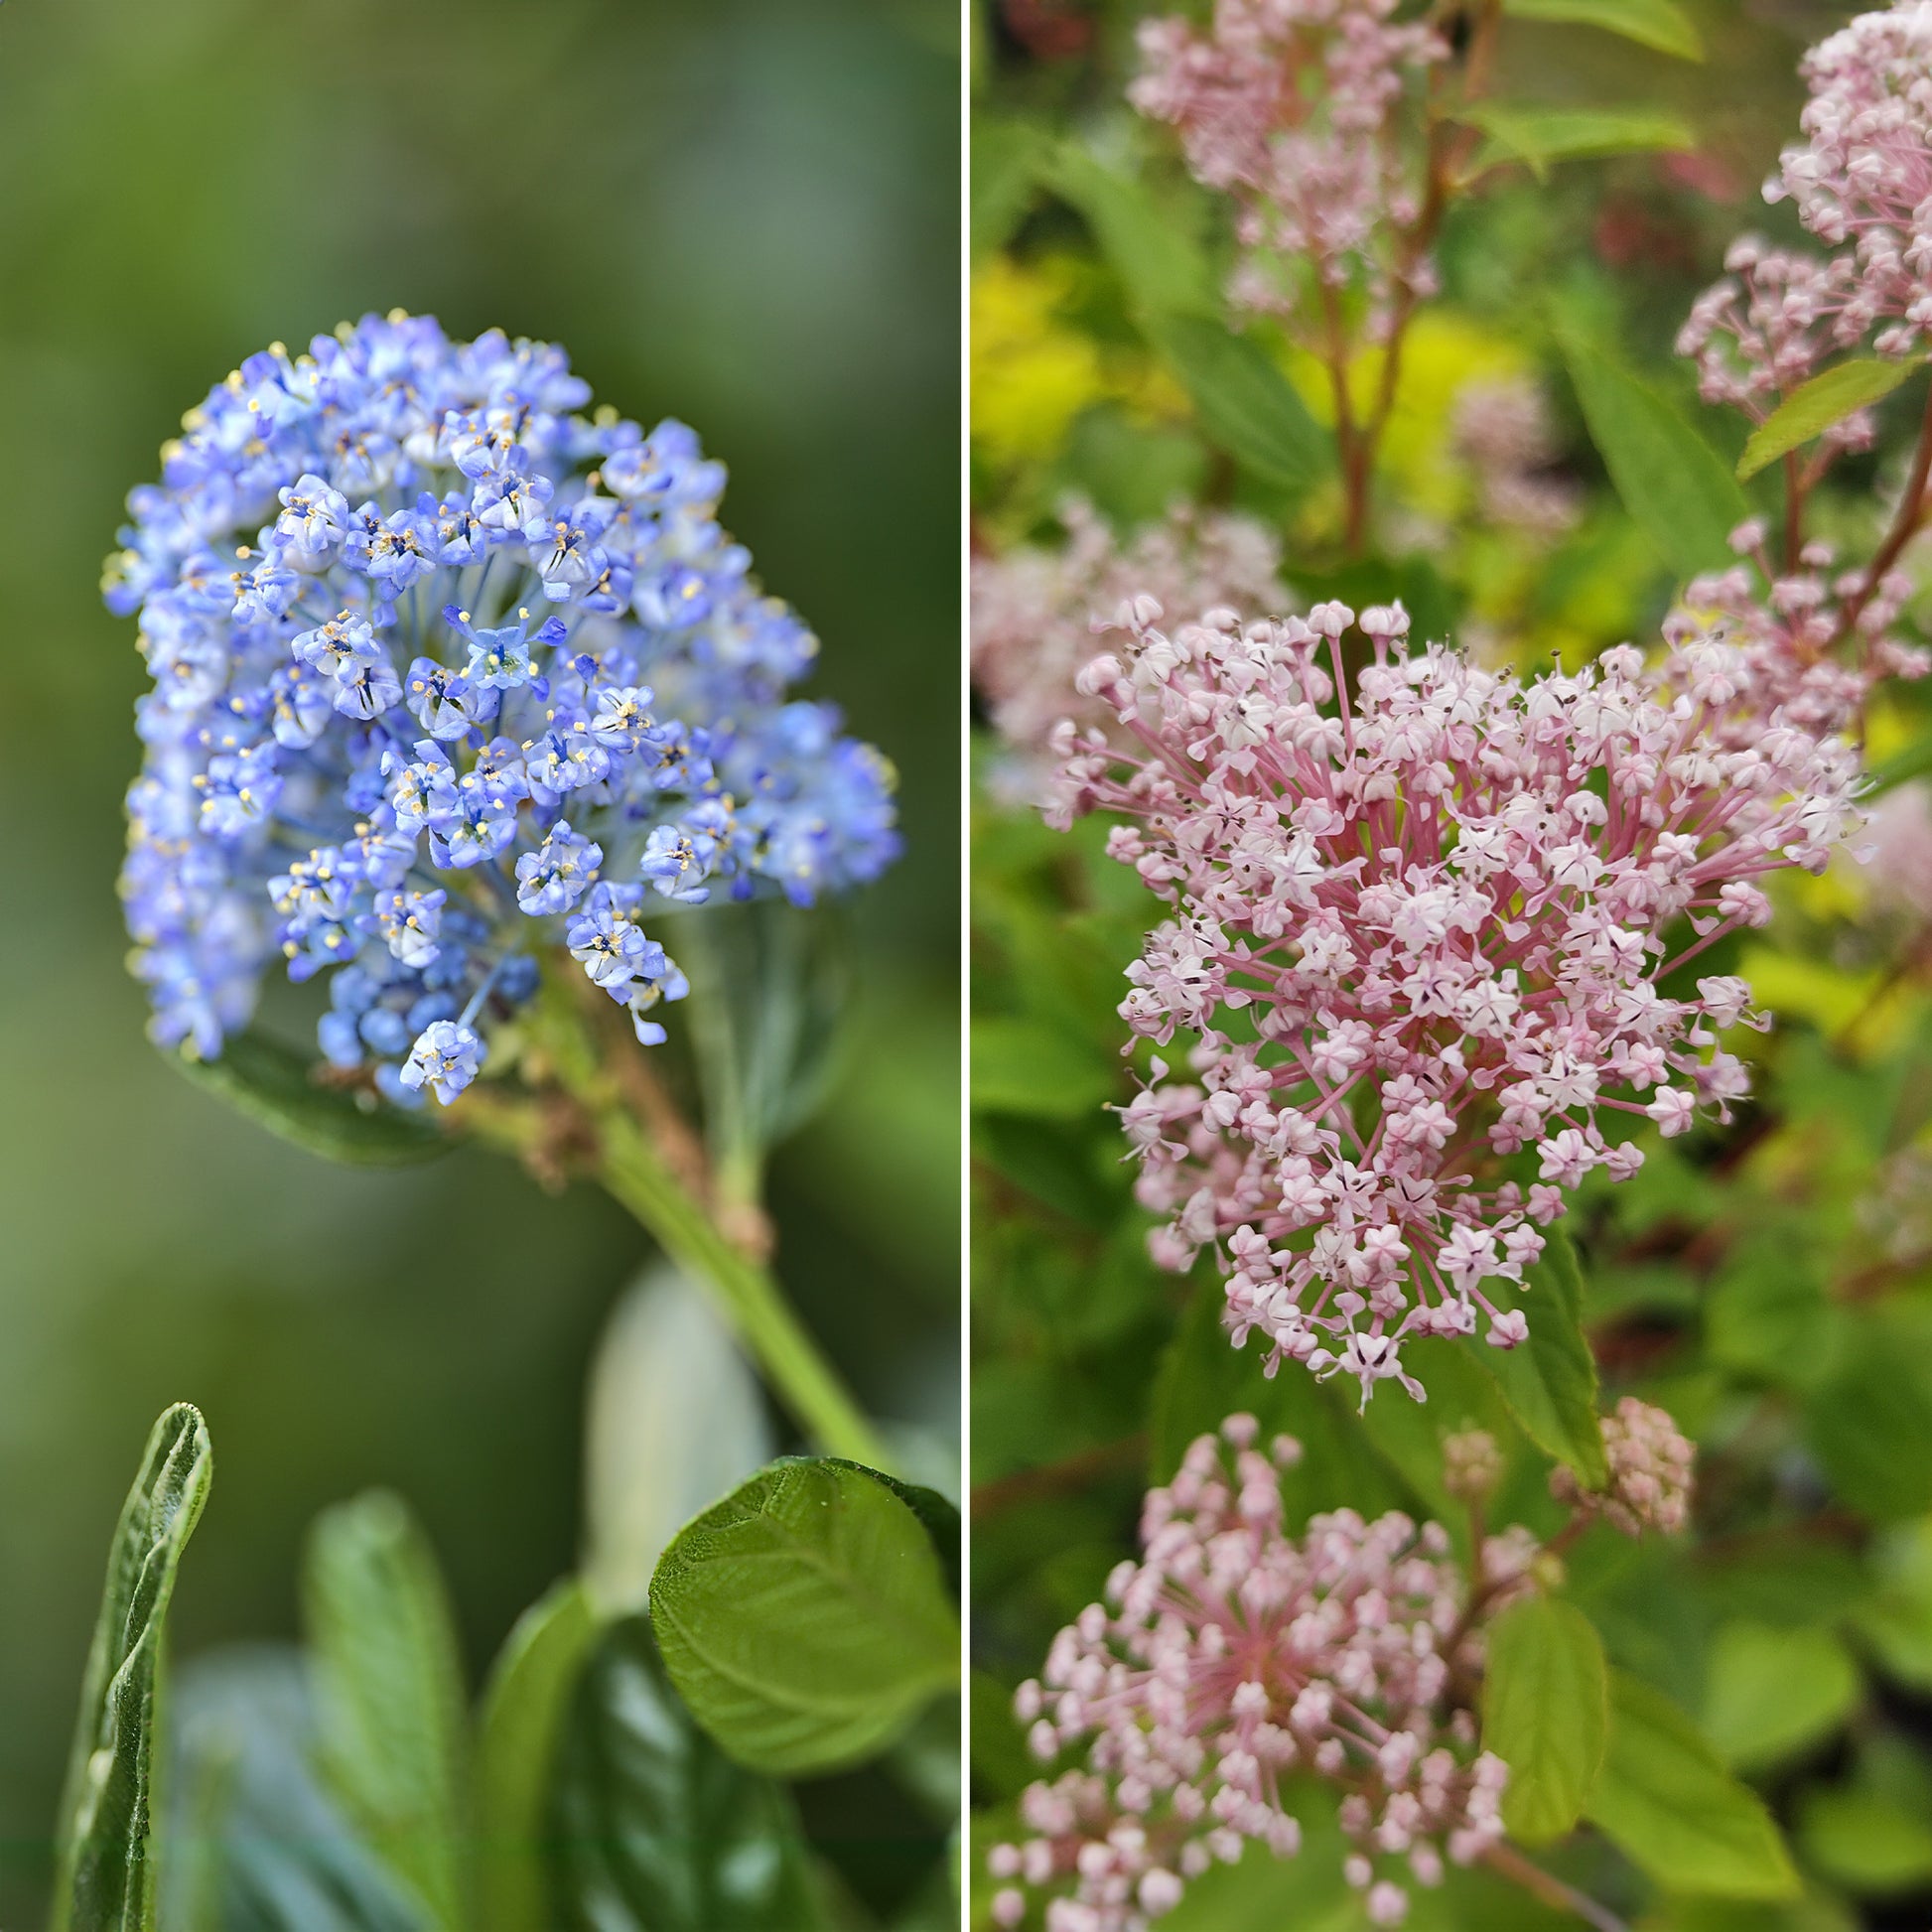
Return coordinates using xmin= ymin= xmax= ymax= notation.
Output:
xmin=527 ymin=977 xmax=895 ymax=1473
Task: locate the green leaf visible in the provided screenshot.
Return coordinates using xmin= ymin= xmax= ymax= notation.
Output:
xmin=1457 ymin=103 xmax=1695 ymax=182
xmin=1798 ymin=1785 xmax=1932 ymax=1895
xmin=303 ymin=1491 xmax=470 ymax=1929
xmin=1702 ymin=1622 xmax=1862 ymax=1771
xmin=1703 ymin=1228 xmax=1835 ymax=1391
xmin=1470 ymin=1227 xmax=1609 ymax=1485
xmin=165 ymin=1030 xmax=448 ymax=1167
xmin=1855 ymin=1518 xmax=1932 ymax=1690
xmin=1804 ymin=1318 xmax=1932 ymax=1521
xmin=648 ymin=1458 xmax=960 ymax=1777
xmin=1557 ymin=327 xmax=1752 ymax=581
xmin=1039 ymin=142 xmax=1215 ymax=319
xmin=972 ymin=1017 xmax=1118 ymax=1119
xmin=1865 ymin=732 xmax=1932 ymax=796
xmin=476 ymin=1580 xmax=600 ymax=1932
xmin=1736 ymin=356 xmax=1925 ymax=479
xmin=1143 ymin=313 xmax=1331 ymax=491
xmin=53 ymin=1403 xmax=214 ymax=1932
xmin=551 ymin=1618 xmax=826 ymax=1932
xmin=1482 ymin=1596 xmax=1609 ymax=1844
xmin=1501 ymin=0 xmax=1702 ymax=59
xmin=1584 ymin=1671 xmax=1800 ymax=1898
xmin=971 ymin=115 xmax=1045 ymax=260
xmin=583 ymin=1267 xmax=774 ymax=1617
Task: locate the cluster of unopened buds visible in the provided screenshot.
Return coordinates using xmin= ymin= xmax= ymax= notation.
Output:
xmin=1552 ymin=1398 xmax=1696 ymax=1539
xmin=1048 ymin=597 xmax=1861 ymax=1403
xmin=1128 ymin=0 xmax=1446 ymax=340
xmin=988 ymin=1416 xmax=1518 ymax=1930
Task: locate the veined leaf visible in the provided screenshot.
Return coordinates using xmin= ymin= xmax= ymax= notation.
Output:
xmin=1482 ymin=1596 xmax=1609 ymax=1843
xmin=1558 ymin=327 xmax=1751 ymax=581
xmin=53 ymin=1403 xmax=214 ymax=1932
xmin=477 ymin=1581 xmax=600 ymax=1932
xmin=304 ymin=1491 xmax=470 ymax=1929
xmin=165 ymin=1030 xmax=447 ymax=1167
xmin=1470 ymin=1227 xmax=1608 ymax=1485
xmin=649 ymin=1458 xmax=959 ymax=1777
xmin=1458 ymin=103 xmax=1695 ymax=183
xmin=551 ymin=1618 xmax=826 ymax=1932
xmin=1736 ymin=356 xmax=1925 ymax=479
xmin=1502 ymin=0 xmax=1703 ymax=60
xmin=1586 ymin=1672 xmax=1801 ymax=1898
xmin=1143 ymin=313 xmax=1331 ymax=491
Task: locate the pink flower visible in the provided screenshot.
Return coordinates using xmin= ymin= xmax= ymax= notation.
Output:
xmin=1449 ymin=374 xmax=1580 ymax=539
xmin=1550 ymin=1397 xmax=1696 ymax=1538
xmin=990 ymin=1418 xmax=1517 ymax=1930
xmin=1049 ymin=600 xmax=1862 ymax=1403
xmin=1129 ymin=0 xmax=1446 ymax=342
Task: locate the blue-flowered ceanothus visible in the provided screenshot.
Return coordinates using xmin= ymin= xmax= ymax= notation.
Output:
xmin=113 ymin=312 xmax=898 ymax=1107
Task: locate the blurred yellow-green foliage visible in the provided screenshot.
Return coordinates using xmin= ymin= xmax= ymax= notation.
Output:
xmin=0 ymin=0 xmax=957 ymax=1916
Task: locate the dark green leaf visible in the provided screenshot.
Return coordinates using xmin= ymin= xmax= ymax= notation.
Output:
xmin=1458 ymin=104 xmax=1695 ymax=182
xmin=303 ymin=1491 xmax=470 ymax=1929
xmin=833 ymin=1460 xmax=963 ymax=1603
xmin=1702 ymin=1622 xmax=1861 ymax=1771
xmin=1736 ymin=356 xmax=1923 ymax=480
xmin=1469 ymin=1228 xmax=1608 ymax=1485
xmin=551 ymin=1618 xmax=826 ymax=1932
xmin=1040 ymin=142 xmax=1215 ymax=319
xmin=1804 ymin=1318 xmax=1932 ymax=1521
xmin=1798 ymin=1785 xmax=1932 ymax=1895
xmin=1557 ymin=328 xmax=1751 ymax=581
xmin=970 ymin=115 xmax=1045 ymax=260
xmin=649 ymin=1458 xmax=959 ymax=1777
xmin=1584 ymin=1671 xmax=1800 ymax=1898
xmin=165 ymin=1031 xmax=448 ymax=1167
xmin=477 ymin=1581 xmax=599 ymax=1932
xmin=54 ymin=1403 xmax=214 ymax=1932
xmin=1143 ymin=314 xmax=1331 ymax=491
xmin=1482 ymin=1596 xmax=1609 ymax=1844
xmin=1501 ymin=0 xmax=1702 ymax=59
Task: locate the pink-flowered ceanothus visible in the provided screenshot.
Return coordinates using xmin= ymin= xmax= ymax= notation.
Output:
xmin=1048 ymin=599 xmax=1862 ymax=1405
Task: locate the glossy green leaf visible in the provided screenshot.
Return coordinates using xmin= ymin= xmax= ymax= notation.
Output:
xmin=551 ymin=1618 xmax=825 ymax=1931
xmin=165 ymin=1030 xmax=448 ymax=1167
xmin=1501 ymin=0 xmax=1702 ymax=58
xmin=1143 ymin=313 xmax=1331 ymax=491
xmin=303 ymin=1491 xmax=470 ymax=1929
xmin=1558 ymin=328 xmax=1751 ymax=581
xmin=1736 ymin=356 xmax=1925 ymax=479
xmin=1482 ymin=1596 xmax=1609 ymax=1843
xmin=53 ymin=1403 xmax=214 ymax=1932
xmin=1702 ymin=1622 xmax=1861 ymax=1771
xmin=1470 ymin=1228 xmax=1608 ymax=1485
xmin=1458 ymin=103 xmax=1695 ymax=182
xmin=649 ymin=1458 xmax=959 ymax=1776
xmin=1585 ymin=1672 xmax=1800 ymax=1898
xmin=1040 ymin=142 xmax=1215 ymax=319
xmin=477 ymin=1581 xmax=600 ymax=1932
xmin=583 ymin=1267 xmax=774 ymax=1617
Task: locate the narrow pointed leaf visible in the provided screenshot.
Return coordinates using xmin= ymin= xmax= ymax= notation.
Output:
xmin=1482 ymin=1596 xmax=1609 ymax=1843
xmin=53 ymin=1403 xmax=214 ymax=1932
xmin=477 ymin=1581 xmax=600 ymax=1932
xmin=649 ymin=1458 xmax=959 ymax=1777
xmin=1502 ymin=0 xmax=1703 ymax=59
xmin=1558 ymin=328 xmax=1750 ymax=580
xmin=551 ymin=1618 xmax=826 ymax=1931
xmin=1469 ymin=1227 xmax=1608 ymax=1484
xmin=971 ymin=115 xmax=1046 ymax=260
xmin=1458 ymin=104 xmax=1695 ymax=182
xmin=165 ymin=1031 xmax=447 ymax=1167
xmin=1040 ymin=142 xmax=1215 ymax=320
xmin=303 ymin=1491 xmax=469 ymax=1929
xmin=1143 ymin=313 xmax=1331 ymax=491
xmin=1735 ymin=356 xmax=1924 ymax=480
xmin=1586 ymin=1671 xmax=1801 ymax=1898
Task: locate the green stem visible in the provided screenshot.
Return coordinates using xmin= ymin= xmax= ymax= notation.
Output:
xmin=528 ymin=977 xmax=895 ymax=1473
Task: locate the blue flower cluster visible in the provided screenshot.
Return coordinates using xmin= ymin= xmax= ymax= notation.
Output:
xmin=113 ymin=313 xmax=898 ymax=1106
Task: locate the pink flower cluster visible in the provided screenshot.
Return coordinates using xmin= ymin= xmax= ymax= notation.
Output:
xmin=1049 ymin=599 xmax=1862 ymax=1403
xmin=989 ymin=1417 xmax=1513 ymax=1931
xmin=1550 ymin=1397 xmax=1695 ymax=1538
xmin=1128 ymin=0 xmax=1446 ymax=340
xmin=1449 ymin=374 xmax=1580 ymax=540
xmin=1768 ymin=0 xmax=1932 ymax=355
xmin=972 ymin=499 xmax=1285 ymax=754
xmin=1675 ymin=519 xmax=1926 ymax=744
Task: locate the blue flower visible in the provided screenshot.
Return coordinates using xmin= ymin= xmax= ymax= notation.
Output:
xmin=112 ymin=315 xmax=897 ymax=1103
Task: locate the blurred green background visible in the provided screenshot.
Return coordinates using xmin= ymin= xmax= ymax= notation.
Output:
xmin=0 ymin=0 xmax=959 ymax=1915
